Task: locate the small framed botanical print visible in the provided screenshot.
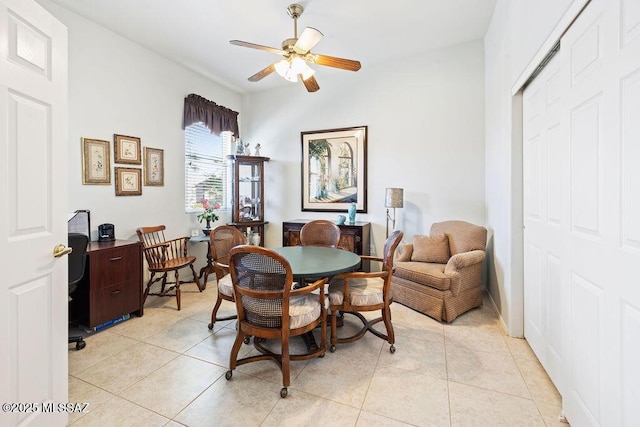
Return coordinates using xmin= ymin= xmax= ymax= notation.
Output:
xmin=144 ymin=147 xmax=164 ymax=186
xmin=82 ymin=138 xmax=111 ymax=184
xmin=114 ymin=134 xmax=141 ymax=164
xmin=115 ymin=167 xmax=142 ymax=196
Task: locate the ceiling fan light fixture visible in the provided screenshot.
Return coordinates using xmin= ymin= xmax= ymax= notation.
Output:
xmin=274 ymin=56 xmax=314 ymax=82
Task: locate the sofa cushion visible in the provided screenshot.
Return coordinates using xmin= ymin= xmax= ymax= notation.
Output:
xmin=394 ymin=261 xmax=451 ymax=291
xmin=411 ymin=234 xmax=450 ymax=263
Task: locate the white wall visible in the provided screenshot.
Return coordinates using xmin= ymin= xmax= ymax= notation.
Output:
xmin=484 ymin=0 xmax=583 ymax=335
xmin=36 ymin=0 xmax=242 ymax=269
xmin=242 ymin=40 xmax=487 ymax=257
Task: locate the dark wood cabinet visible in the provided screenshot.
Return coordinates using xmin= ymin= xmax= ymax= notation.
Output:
xmin=282 ymin=219 xmax=371 ymax=271
xmin=77 ymin=240 xmax=143 ymax=328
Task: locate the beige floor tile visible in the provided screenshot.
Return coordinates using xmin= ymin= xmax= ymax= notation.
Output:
xmin=356 ymin=410 xmax=414 ymax=426
xmin=505 ymin=336 xmax=539 ymax=360
xmin=173 ymin=371 xmax=281 ymax=427
xmin=69 ymin=396 xmax=169 ymax=426
xmin=535 ymin=402 xmax=568 ymax=427
xmin=377 ymin=334 xmax=447 ymax=379
xmin=75 ymin=342 xmax=178 ymax=394
xmin=67 ymin=376 xmax=115 ymax=423
xmin=444 ymin=321 xmax=510 ymax=355
xmin=391 ymin=303 xmax=445 ymax=345
xmin=261 ymin=389 xmax=360 ymax=426
xmin=142 ymin=316 xmax=213 ymax=353
xmin=448 ymin=381 xmax=544 ymax=426
xmin=514 ymin=356 xmax=563 ymax=408
xmin=184 ymin=325 xmax=252 ymax=367
xmin=120 ymin=355 xmax=227 ymax=418
xmin=109 ymin=309 xmax=184 ymax=340
xmin=68 ymin=331 xmax=138 ymax=376
xmin=446 ymin=343 xmax=530 ymax=398
xmin=363 ymin=366 xmax=450 ymax=426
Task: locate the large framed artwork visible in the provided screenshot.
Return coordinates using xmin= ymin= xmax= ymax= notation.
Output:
xmin=301 ymin=126 xmax=367 ymax=212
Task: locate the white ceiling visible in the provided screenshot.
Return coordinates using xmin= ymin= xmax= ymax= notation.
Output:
xmin=49 ymin=0 xmax=497 ymax=94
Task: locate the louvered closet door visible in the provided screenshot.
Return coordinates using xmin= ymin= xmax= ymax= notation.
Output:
xmin=523 ymin=0 xmax=640 ymax=425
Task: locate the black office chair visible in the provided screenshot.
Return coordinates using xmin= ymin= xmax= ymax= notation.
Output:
xmin=68 ymin=233 xmax=89 ymax=350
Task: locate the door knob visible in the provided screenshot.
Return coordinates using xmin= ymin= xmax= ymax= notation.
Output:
xmin=53 ymin=244 xmax=73 ymax=258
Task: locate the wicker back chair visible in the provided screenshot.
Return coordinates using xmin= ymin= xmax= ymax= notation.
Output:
xmin=207 ymin=226 xmax=247 ymax=330
xmin=136 ymin=225 xmax=201 ymax=310
xmin=300 ymin=220 xmax=341 ymax=248
xmin=328 ymin=230 xmax=403 ymax=353
xmin=225 ymin=245 xmax=327 ymax=398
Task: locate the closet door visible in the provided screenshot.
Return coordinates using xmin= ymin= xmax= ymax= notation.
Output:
xmin=523 ymin=46 xmax=569 ymax=397
xmin=523 ymin=0 xmax=640 ymax=425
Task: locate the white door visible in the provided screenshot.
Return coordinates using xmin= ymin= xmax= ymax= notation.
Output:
xmin=523 ymin=48 xmax=570 ymax=397
xmin=0 ymin=0 xmax=68 ymax=426
xmin=523 ymin=0 xmax=640 ymax=425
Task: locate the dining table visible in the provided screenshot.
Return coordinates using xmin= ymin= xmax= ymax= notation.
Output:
xmin=271 ymin=246 xmax=362 ymax=351
xmin=271 ymin=246 xmax=362 ymax=281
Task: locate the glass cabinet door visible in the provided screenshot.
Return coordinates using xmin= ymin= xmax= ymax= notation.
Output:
xmin=227 ymin=155 xmax=269 ymax=245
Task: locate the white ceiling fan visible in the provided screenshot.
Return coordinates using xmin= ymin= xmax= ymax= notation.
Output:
xmin=230 ymin=3 xmax=361 ymax=92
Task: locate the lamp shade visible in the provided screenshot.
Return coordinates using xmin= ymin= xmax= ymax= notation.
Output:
xmin=385 ymin=188 xmax=404 ymax=208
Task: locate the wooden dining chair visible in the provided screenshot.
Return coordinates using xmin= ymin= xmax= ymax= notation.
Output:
xmin=328 ymin=230 xmax=403 ymax=353
xmin=225 ymin=245 xmax=328 ymax=398
xmin=207 ymin=225 xmax=247 ymax=330
xmin=299 ymin=219 xmax=341 ymax=248
xmin=136 ymin=225 xmax=201 ymax=310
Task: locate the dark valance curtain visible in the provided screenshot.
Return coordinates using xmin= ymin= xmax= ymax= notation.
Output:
xmin=182 ymin=93 xmax=239 ymax=136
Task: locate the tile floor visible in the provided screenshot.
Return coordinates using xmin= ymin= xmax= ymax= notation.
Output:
xmin=67 ymin=282 xmax=567 ymax=426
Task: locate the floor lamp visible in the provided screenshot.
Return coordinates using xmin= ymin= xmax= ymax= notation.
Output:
xmin=385 ymin=188 xmax=403 ymax=237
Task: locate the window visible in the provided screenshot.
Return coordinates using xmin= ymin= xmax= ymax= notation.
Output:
xmin=184 ymin=123 xmax=232 ymax=213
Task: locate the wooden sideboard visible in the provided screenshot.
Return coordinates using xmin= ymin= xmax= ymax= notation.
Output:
xmin=282 ymin=219 xmax=371 ymax=271
xmin=76 ymin=240 xmax=143 ymax=328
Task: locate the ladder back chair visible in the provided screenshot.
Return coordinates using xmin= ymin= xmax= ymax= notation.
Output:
xmin=225 ymin=245 xmax=328 ymax=398
xmin=136 ymin=225 xmax=201 ymax=310
xmin=328 ymin=230 xmax=403 ymax=353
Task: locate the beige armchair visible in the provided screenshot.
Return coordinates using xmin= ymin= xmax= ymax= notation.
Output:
xmin=391 ymin=220 xmax=487 ymax=322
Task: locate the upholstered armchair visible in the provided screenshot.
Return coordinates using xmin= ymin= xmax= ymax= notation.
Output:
xmin=391 ymin=220 xmax=487 ymax=322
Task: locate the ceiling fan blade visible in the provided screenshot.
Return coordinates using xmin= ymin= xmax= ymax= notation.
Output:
xmin=248 ymin=64 xmax=276 ymax=82
xmin=313 ymin=54 xmax=361 ymax=71
xmin=301 ymin=75 xmax=320 ymax=92
xmin=230 ymin=40 xmax=286 ymax=55
xmin=294 ymin=27 xmax=323 ymax=54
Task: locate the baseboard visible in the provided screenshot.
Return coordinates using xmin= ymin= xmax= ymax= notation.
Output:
xmin=485 ymin=288 xmax=514 ymax=337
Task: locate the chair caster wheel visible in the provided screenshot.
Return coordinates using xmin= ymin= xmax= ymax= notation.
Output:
xmin=390 ymin=345 xmax=396 ymax=354
xmin=280 ymin=387 xmax=288 ymax=398
xmin=207 ymin=323 xmax=214 ymax=330
xmin=319 ymin=353 xmax=325 ymax=358
xmin=330 ymin=345 xmax=336 ymax=353
xmin=76 ymin=341 xmax=86 ymax=350
xmin=225 ymin=370 xmax=232 ymax=380
xmin=243 ymin=336 xmax=250 ymax=344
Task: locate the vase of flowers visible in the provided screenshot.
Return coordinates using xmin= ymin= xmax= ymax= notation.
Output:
xmin=197 ymin=198 xmax=220 ymax=235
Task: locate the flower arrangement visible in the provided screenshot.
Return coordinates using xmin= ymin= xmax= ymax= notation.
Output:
xmin=196 ymin=198 xmax=220 ymax=226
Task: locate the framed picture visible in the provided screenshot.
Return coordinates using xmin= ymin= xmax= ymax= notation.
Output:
xmin=115 ymin=167 xmax=142 ymax=196
xmin=114 ymin=134 xmax=141 ymax=164
xmin=144 ymin=147 xmax=164 ymax=186
xmin=82 ymin=138 xmax=111 ymax=184
xmin=301 ymin=125 xmax=368 ymax=212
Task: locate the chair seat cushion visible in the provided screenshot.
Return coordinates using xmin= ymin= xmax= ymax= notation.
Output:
xmin=218 ymin=274 xmax=234 ymax=297
xmin=289 ymin=295 xmax=323 ymax=329
xmin=394 ymin=261 xmax=451 ymax=291
xmin=328 ymin=276 xmax=385 ymax=306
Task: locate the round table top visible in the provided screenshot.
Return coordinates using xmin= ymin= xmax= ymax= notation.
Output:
xmin=272 ymin=246 xmax=361 ymax=279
